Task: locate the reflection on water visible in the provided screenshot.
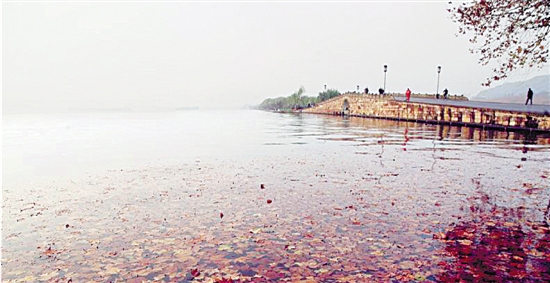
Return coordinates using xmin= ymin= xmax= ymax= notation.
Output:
xmin=437 ymin=193 xmax=550 ymax=282
xmin=2 ymin=111 xmax=550 ymax=282
xmin=310 ymin=115 xmax=550 ymax=149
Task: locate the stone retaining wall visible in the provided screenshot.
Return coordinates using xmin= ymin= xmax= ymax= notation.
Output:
xmin=303 ymin=94 xmax=550 ymax=132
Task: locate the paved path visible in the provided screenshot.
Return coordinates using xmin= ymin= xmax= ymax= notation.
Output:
xmin=392 ymin=96 xmax=550 ymax=115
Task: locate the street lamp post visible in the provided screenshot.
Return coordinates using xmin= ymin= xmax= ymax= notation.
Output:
xmin=436 ymin=66 xmax=441 ymax=98
xmin=324 ymin=84 xmax=327 ymax=91
xmin=383 ymin=65 xmax=388 ymax=94
xmin=357 ymin=85 xmax=359 ymax=93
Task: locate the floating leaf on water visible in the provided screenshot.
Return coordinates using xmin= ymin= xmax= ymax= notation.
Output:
xmin=306 ymin=260 xmax=320 ymax=269
xmin=433 ymin=232 xmax=446 ymax=240
xmin=103 ymin=266 xmax=120 ymax=275
xmin=370 ymin=250 xmax=384 ymax=256
xmin=39 ymin=271 xmax=59 ymax=281
xmin=315 ymin=268 xmax=330 ymax=274
xmin=218 ymin=244 xmax=232 ymax=251
xmin=190 ymin=268 xmax=200 ymax=277
xmin=249 ymin=228 xmax=262 ymax=234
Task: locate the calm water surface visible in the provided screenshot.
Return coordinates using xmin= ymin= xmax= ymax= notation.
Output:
xmin=3 ymin=110 xmax=550 ymax=282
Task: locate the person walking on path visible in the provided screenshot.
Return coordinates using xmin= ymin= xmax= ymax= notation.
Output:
xmin=525 ymin=88 xmax=533 ymax=105
xmin=405 ymin=88 xmax=411 ymax=102
xmin=443 ymin=88 xmax=449 ymax=99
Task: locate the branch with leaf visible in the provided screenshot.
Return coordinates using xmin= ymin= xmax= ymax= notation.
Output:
xmin=449 ymin=0 xmax=549 ymax=86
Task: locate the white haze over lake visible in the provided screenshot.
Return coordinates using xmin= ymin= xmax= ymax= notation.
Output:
xmin=3 ymin=1 xmax=549 ymax=113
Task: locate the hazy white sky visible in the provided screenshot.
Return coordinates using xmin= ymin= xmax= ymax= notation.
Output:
xmin=3 ymin=1 xmax=548 ymax=112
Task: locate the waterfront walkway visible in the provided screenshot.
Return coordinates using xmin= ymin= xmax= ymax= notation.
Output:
xmin=393 ymin=96 xmax=550 ymax=115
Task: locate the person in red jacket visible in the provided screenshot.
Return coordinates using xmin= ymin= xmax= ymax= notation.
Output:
xmin=405 ymin=88 xmax=411 ymax=102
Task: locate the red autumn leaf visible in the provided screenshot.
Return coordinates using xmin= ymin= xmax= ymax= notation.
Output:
xmin=267 ymin=199 xmax=272 ymax=204
xmin=215 ymin=278 xmax=235 ymax=283
xmin=190 ymin=268 xmax=200 ymax=277
xmin=260 ymin=184 xmax=265 ymax=189
xmin=220 ymin=212 xmax=224 ymax=219
xmin=42 ymin=246 xmax=60 ymax=257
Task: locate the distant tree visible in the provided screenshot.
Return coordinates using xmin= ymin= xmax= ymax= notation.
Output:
xmin=257 ymin=86 xmax=318 ymax=111
xmin=257 ymin=97 xmax=283 ymax=110
xmin=449 ymin=0 xmax=549 ymax=86
xmin=290 ymin=86 xmax=306 ymax=107
xmin=317 ymin=89 xmax=341 ymax=102
xmin=304 ymin=96 xmax=319 ymax=106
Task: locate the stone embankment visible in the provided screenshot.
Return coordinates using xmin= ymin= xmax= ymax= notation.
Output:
xmin=303 ymin=94 xmax=550 ymax=132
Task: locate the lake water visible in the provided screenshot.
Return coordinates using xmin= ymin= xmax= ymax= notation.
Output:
xmin=3 ymin=110 xmax=550 ymax=282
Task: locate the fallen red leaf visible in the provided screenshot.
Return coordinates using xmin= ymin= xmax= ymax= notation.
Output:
xmin=260 ymin=184 xmax=265 ymax=189
xmin=43 ymin=247 xmax=59 ymax=256
xmin=267 ymin=199 xmax=272 ymax=204
xmin=215 ymin=277 xmax=235 ymax=283
xmin=220 ymin=212 xmax=224 ymax=219
xmin=190 ymin=268 xmax=200 ymax=277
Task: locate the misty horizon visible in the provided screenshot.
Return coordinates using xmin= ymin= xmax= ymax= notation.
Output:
xmin=3 ymin=2 xmax=548 ymax=114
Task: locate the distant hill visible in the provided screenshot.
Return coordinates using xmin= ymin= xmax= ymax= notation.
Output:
xmin=472 ymin=75 xmax=549 ymax=105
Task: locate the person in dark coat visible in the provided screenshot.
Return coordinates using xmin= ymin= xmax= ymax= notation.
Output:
xmin=443 ymin=88 xmax=449 ymax=99
xmin=525 ymin=88 xmax=533 ymax=105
